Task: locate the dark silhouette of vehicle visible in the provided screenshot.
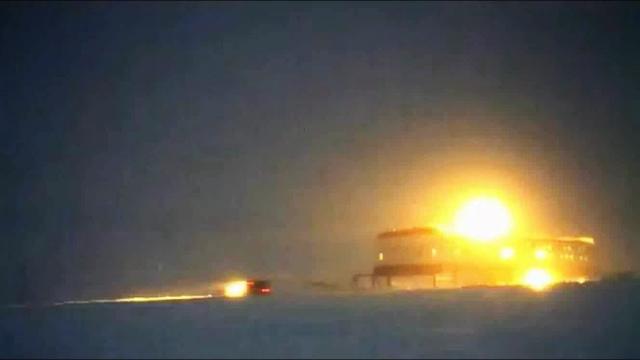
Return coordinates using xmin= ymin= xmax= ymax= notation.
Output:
xmin=247 ymin=280 xmax=272 ymax=295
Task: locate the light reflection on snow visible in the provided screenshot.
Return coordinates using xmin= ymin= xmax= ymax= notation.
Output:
xmin=53 ymin=294 xmax=216 ymax=306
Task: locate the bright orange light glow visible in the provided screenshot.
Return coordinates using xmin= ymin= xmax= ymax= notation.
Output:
xmin=557 ymin=236 xmax=595 ymax=245
xmin=534 ymin=249 xmax=548 ymax=260
xmin=453 ymin=197 xmax=513 ymax=241
xmin=522 ymin=268 xmax=553 ymax=291
xmin=499 ymin=247 xmax=515 ymax=260
xmin=224 ymin=280 xmax=248 ymax=298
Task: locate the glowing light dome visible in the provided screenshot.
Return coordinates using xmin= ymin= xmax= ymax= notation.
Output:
xmin=523 ymin=268 xmax=553 ymax=291
xmin=500 ymin=247 xmax=515 ymax=260
xmin=453 ymin=197 xmax=513 ymax=241
xmin=224 ymin=280 xmax=248 ymax=298
xmin=534 ymin=249 xmax=548 ymax=260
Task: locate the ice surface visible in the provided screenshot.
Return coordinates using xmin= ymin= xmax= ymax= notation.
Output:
xmin=2 ymin=282 xmax=640 ymax=358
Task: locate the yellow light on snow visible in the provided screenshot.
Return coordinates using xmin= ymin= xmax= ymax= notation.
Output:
xmin=523 ymin=268 xmax=553 ymax=291
xmin=53 ymin=294 xmax=215 ymax=306
xmin=453 ymin=197 xmax=513 ymax=241
xmin=534 ymin=249 xmax=548 ymax=260
xmin=224 ymin=280 xmax=248 ymax=298
xmin=116 ymin=294 xmax=215 ymax=303
xmin=500 ymin=247 xmax=515 ymax=260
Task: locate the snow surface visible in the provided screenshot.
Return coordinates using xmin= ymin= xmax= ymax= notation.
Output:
xmin=2 ymin=282 xmax=640 ymax=358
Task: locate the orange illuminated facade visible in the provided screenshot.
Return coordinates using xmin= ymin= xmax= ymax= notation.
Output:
xmin=353 ymin=226 xmax=597 ymax=290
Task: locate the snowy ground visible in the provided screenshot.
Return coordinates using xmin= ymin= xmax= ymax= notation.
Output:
xmin=2 ymin=282 xmax=640 ymax=358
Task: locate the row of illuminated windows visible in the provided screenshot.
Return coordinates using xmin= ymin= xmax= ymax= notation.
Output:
xmin=378 ymin=245 xmax=591 ymax=263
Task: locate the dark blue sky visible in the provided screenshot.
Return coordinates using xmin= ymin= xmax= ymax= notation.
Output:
xmin=1 ymin=2 xmax=639 ymax=302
